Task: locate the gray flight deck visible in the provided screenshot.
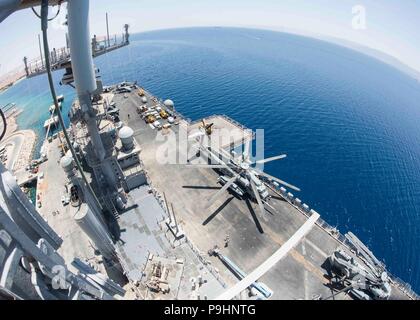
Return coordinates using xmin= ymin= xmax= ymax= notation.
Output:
xmin=116 ymin=186 xmax=167 ymax=283
xmin=112 ymin=88 xmax=413 ymax=300
xmin=116 ymin=182 xmax=226 ymax=299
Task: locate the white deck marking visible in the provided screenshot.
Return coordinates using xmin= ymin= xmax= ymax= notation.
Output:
xmin=304 ymin=237 xmax=329 ymax=258
xmin=216 ymin=212 xmax=320 ymax=300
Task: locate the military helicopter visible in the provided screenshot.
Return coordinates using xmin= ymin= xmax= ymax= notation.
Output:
xmin=186 ymin=136 xmax=301 ymax=218
xmin=328 ymin=248 xmax=392 ymax=300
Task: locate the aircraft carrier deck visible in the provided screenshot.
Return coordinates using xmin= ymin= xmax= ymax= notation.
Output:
xmin=107 ymin=87 xmax=414 ymax=300
xmin=28 ymin=83 xmax=417 ymax=300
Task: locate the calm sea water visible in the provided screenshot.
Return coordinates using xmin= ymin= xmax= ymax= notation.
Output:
xmin=1 ymin=27 xmax=419 ymax=292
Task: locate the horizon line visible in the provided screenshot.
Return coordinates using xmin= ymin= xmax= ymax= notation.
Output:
xmin=1 ymin=25 xmax=419 ymax=83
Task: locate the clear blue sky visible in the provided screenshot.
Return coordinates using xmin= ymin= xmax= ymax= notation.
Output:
xmin=0 ymin=0 xmax=419 ymax=75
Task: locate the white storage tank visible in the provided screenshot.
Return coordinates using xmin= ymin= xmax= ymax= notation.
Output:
xmin=118 ymin=126 xmax=134 ymax=151
xmin=141 ymin=96 xmax=148 ymax=104
xmin=60 ymin=156 xmax=74 ymax=178
xmin=164 ymin=99 xmax=174 ymax=110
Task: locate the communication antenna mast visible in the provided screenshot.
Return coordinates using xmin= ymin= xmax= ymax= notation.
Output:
xmin=38 ymin=33 xmax=44 ymax=68
xmin=106 ymin=12 xmax=110 ymax=48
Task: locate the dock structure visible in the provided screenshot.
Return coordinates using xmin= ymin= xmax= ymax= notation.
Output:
xmin=23 ymin=25 xmax=129 ymax=79
xmin=0 ymin=129 xmax=36 ymax=177
xmin=43 ymin=115 xmax=59 ymax=130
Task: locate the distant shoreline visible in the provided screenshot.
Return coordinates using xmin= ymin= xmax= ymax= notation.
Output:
xmin=3 ymin=107 xmax=22 ymax=138
xmin=213 ymin=25 xmax=420 ymax=82
xmin=0 ymin=74 xmax=25 ymax=93
xmin=1 ymin=26 xmax=419 ymax=95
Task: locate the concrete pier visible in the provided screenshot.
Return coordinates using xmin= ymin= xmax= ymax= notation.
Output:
xmin=0 ymin=129 xmax=37 ymax=187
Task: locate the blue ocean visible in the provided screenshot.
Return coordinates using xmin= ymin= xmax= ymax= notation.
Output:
xmin=1 ymin=27 xmax=419 ymax=292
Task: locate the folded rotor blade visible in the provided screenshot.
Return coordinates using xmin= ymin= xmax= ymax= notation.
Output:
xmin=218 ymin=147 xmax=234 ymax=160
xmin=205 ymin=148 xmax=227 ymax=166
xmin=243 ymin=139 xmax=251 ymax=161
xmin=250 ymin=180 xmax=265 ymax=217
xmin=259 ymin=171 xmax=301 ymax=192
xmin=254 ymin=154 xmax=287 ymax=165
xmin=185 ymin=164 xmax=227 ymax=169
xmin=204 ymin=147 xmax=237 ymax=176
xmin=206 ymin=174 xmax=238 ymax=207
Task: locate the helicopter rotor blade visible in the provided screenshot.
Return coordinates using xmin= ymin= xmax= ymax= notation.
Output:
xmin=259 ymin=171 xmax=301 ymax=192
xmin=206 ymin=174 xmax=239 ymax=208
xmin=185 ymin=164 xmax=228 ymax=169
xmin=243 ymin=139 xmax=251 ymax=161
xmin=204 ymin=147 xmax=237 ymax=176
xmin=250 ymin=180 xmax=265 ymax=217
xmin=254 ymin=154 xmax=287 ymax=165
xmin=218 ymin=147 xmax=234 ymax=160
